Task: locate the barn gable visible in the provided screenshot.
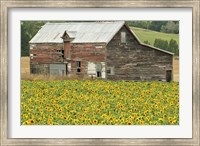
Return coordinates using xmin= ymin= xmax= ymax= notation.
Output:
xmin=106 ymin=25 xmax=173 ymax=81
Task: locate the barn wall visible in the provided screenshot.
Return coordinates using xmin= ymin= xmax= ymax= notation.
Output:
xmin=30 ymin=43 xmax=66 ymax=74
xmin=70 ymin=43 xmax=106 ymax=78
xmin=30 ymin=63 xmax=49 ymax=74
xmin=64 ymin=42 xmax=71 ymax=59
xmin=106 ymin=25 xmax=173 ymax=81
xmin=30 ymin=43 xmax=64 ymax=64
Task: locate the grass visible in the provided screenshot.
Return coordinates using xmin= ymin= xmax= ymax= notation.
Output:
xmin=131 ymin=27 xmax=179 ymax=45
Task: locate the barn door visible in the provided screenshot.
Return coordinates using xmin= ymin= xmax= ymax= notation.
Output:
xmin=49 ymin=64 xmax=66 ymax=75
xmin=166 ymin=70 xmax=172 ymax=82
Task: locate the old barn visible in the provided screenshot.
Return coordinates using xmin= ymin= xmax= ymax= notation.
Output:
xmin=29 ymin=21 xmax=173 ymax=81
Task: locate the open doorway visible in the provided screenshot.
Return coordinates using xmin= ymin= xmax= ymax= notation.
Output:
xmin=166 ymin=70 xmax=172 ymax=82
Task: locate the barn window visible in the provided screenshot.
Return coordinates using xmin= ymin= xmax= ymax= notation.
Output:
xmin=107 ymin=67 xmax=115 ymax=75
xmin=30 ymin=54 xmax=36 ymax=57
xmin=77 ymin=61 xmax=81 ymax=72
xmin=107 ymin=69 xmax=111 ymax=74
xmin=121 ymin=32 xmax=126 ymax=43
xmin=61 ymin=50 xmax=64 ymax=58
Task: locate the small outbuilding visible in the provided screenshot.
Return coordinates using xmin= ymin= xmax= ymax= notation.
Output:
xmin=29 ymin=21 xmax=173 ymax=81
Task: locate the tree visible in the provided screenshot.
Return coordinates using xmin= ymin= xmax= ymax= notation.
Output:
xmin=143 ymin=40 xmax=151 ymax=45
xmin=168 ymin=39 xmax=179 ymax=55
xmin=149 ymin=21 xmax=168 ymax=32
xmin=126 ymin=21 xmax=151 ymax=30
xmin=153 ymin=39 xmax=169 ymax=51
xmin=21 ymin=21 xmax=45 ymax=56
xmin=160 ymin=21 xmax=176 ymax=34
xmin=174 ymin=22 xmax=179 ymax=34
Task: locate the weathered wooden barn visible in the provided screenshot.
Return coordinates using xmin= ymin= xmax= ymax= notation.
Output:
xmin=29 ymin=21 xmax=173 ymax=81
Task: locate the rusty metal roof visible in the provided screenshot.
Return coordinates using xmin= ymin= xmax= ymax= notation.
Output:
xmin=29 ymin=21 xmax=125 ymax=44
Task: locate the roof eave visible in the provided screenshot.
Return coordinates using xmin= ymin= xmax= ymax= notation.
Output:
xmin=106 ymin=21 xmax=125 ymax=44
xmin=140 ymin=43 xmax=174 ymax=55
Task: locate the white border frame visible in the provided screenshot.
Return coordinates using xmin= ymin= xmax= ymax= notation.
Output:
xmin=8 ymin=8 xmax=192 ymax=138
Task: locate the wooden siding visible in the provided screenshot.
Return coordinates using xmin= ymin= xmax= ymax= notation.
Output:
xmin=30 ymin=63 xmax=49 ymax=74
xmin=64 ymin=42 xmax=71 ymax=59
xmin=30 ymin=43 xmax=64 ymax=64
xmin=70 ymin=43 xmax=106 ymax=76
xmin=106 ymin=25 xmax=173 ymax=81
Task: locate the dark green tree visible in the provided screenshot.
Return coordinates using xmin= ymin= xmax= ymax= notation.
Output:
xmin=153 ymin=38 xmax=169 ymax=51
xmin=149 ymin=21 xmax=168 ymax=32
xmin=168 ymin=39 xmax=179 ymax=55
xmin=21 ymin=21 xmax=45 ymax=56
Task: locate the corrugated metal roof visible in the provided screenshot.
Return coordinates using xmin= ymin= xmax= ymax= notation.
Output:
xmin=29 ymin=21 xmax=125 ymax=43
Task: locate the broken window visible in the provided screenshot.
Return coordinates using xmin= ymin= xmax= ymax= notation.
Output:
xmin=57 ymin=50 xmax=64 ymax=58
xmin=77 ymin=61 xmax=81 ymax=72
xmin=61 ymin=50 xmax=64 ymax=58
xmin=30 ymin=54 xmax=36 ymax=59
xmin=107 ymin=67 xmax=115 ymax=75
xmin=121 ymin=32 xmax=126 ymax=43
xmin=106 ymin=69 xmax=111 ymax=74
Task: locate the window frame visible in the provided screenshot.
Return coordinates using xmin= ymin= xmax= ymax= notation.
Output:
xmin=121 ymin=31 xmax=126 ymax=43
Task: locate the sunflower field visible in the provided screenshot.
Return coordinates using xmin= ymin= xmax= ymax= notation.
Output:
xmin=21 ymin=80 xmax=179 ymax=125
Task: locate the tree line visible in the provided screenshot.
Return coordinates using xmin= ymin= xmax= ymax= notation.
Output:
xmin=144 ymin=39 xmax=179 ymax=56
xmin=127 ymin=21 xmax=179 ymax=34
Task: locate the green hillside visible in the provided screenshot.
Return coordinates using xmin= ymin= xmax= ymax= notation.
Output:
xmin=131 ymin=27 xmax=179 ymax=45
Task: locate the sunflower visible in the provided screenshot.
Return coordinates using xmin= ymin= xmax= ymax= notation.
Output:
xmin=30 ymin=119 xmax=34 ymax=124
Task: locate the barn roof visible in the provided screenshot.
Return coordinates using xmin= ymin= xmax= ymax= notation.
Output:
xmin=29 ymin=21 xmax=125 ymax=44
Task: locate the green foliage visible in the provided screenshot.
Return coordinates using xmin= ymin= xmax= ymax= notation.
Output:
xmin=168 ymin=39 xmax=179 ymax=55
xmin=127 ymin=21 xmax=179 ymax=34
xmin=153 ymin=38 xmax=179 ymax=55
xmin=127 ymin=21 xmax=151 ymax=30
xmin=149 ymin=21 xmax=168 ymax=32
xmin=160 ymin=21 xmax=179 ymax=34
xmin=21 ymin=21 xmax=45 ymax=56
xmin=143 ymin=40 xmax=151 ymax=45
xmin=154 ymin=38 xmax=169 ymax=50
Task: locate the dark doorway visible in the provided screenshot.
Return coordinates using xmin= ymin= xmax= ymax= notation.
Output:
xmin=76 ymin=61 xmax=81 ymax=73
xmin=166 ymin=70 xmax=172 ymax=82
xmin=97 ymin=71 xmax=101 ymax=78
